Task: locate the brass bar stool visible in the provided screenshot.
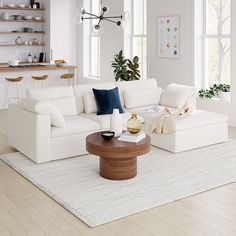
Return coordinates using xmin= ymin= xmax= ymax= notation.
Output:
xmin=60 ymin=73 xmax=75 ymax=86
xmin=4 ymin=76 xmax=24 ymax=108
xmin=32 ymin=75 xmax=49 ymax=88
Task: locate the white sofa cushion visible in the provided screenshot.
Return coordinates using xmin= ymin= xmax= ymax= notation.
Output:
xmin=80 ymin=112 xmax=138 ymax=130
xmin=51 ymin=116 xmax=100 ymax=138
xmin=124 ymin=88 xmax=163 ymax=109
xmin=116 ymin=78 xmax=158 ymax=108
xmin=160 ymin=83 xmax=196 ymax=109
xmin=45 ymin=97 xmax=77 ymax=116
xmin=27 ymin=86 xmax=78 ymax=116
xmin=20 ymin=98 xmax=66 ymax=128
xmin=83 ymin=93 xmax=97 ymax=114
xmin=74 ymin=82 xmax=115 ymax=114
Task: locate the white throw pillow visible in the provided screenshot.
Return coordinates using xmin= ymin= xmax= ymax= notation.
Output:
xmin=124 ymin=88 xmax=163 ymax=109
xmin=160 ymin=84 xmax=196 ymax=109
xmin=83 ymin=93 xmax=97 ymax=114
xmin=45 ymin=97 xmax=77 ymax=116
xmin=20 ymin=98 xmax=66 ymax=128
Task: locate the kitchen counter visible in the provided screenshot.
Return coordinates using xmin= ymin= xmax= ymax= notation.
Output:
xmin=0 ymin=63 xmax=77 ymax=73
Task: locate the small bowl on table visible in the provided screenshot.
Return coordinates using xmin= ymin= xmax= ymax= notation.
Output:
xmin=101 ymin=131 xmax=115 ymax=141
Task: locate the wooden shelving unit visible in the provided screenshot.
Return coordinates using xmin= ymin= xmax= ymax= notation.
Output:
xmin=0 ymin=7 xmax=45 ymax=11
xmin=0 ymin=32 xmax=45 ymax=34
xmin=0 ymin=44 xmax=46 ymax=47
xmin=0 ymin=20 xmax=45 ymax=23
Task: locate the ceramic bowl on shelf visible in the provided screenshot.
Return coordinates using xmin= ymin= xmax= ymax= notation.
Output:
xmin=34 ymin=16 xmax=42 ymax=21
xmin=55 ymin=60 xmax=67 ymax=67
xmin=23 ymin=15 xmax=33 ymax=20
xmin=18 ymin=4 xmax=26 ymax=8
xmin=7 ymin=3 xmax=15 ymax=8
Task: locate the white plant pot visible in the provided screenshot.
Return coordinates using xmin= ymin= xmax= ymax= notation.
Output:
xmin=110 ymin=109 xmax=122 ymax=137
xmin=219 ymin=92 xmax=231 ymax=102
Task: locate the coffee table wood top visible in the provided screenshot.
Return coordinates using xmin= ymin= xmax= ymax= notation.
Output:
xmin=86 ymin=132 xmax=151 ymax=159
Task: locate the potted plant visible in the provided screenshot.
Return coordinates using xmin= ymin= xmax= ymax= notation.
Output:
xmin=198 ymin=83 xmax=231 ymax=102
xmin=111 ymin=50 xmax=141 ymax=81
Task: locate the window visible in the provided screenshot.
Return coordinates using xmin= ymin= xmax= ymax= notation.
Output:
xmin=203 ymin=0 xmax=231 ymax=87
xmin=124 ymin=0 xmax=147 ymax=79
xmin=83 ymin=0 xmax=100 ymax=79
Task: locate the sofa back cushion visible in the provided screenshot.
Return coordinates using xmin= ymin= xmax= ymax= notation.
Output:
xmin=27 ymin=86 xmax=77 ymax=116
xmin=83 ymin=93 xmax=97 ymax=114
xmin=116 ymin=79 xmax=158 ymax=108
xmin=124 ymin=88 xmax=163 ymax=109
xmin=74 ymin=82 xmax=115 ymax=114
xmin=160 ymin=83 xmax=196 ymax=109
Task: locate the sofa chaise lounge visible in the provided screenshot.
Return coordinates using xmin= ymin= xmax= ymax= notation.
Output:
xmin=8 ymin=79 xmax=228 ymax=163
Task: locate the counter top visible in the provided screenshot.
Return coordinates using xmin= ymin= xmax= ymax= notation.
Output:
xmin=0 ymin=64 xmax=77 ymax=73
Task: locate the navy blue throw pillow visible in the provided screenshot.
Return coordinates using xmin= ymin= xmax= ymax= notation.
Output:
xmin=92 ymin=87 xmax=124 ymax=115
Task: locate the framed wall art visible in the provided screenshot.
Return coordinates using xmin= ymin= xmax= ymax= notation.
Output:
xmin=157 ymin=16 xmax=180 ymax=59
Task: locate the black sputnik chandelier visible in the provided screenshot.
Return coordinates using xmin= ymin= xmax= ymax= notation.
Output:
xmin=76 ymin=0 xmax=130 ymax=34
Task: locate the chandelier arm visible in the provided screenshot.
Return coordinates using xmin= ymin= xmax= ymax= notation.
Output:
xmin=83 ymin=17 xmax=100 ymax=20
xmin=103 ymin=18 xmax=118 ymax=24
xmin=84 ymin=12 xmax=100 ymax=18
xmin=103 ymin=16 xmax=122 ymax=19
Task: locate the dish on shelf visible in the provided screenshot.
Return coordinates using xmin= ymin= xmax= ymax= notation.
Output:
xmin=18 ymin=4 xmax=26 ymax=8
xmin=23 ymin=27 xmax=33 ymax=32
xmin=12 ymin=15 xmax=22 ymax=21
xmin=34 ymin=16 xmax=42 ymax=21
xmin=23 ymin=15 xmax=33 ymax=20
xmin=7 ymin=3 xmax=15 ymax=8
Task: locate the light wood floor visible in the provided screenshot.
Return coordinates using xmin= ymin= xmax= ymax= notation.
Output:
xmin=1 ymin=110 xmax=236 ymax=235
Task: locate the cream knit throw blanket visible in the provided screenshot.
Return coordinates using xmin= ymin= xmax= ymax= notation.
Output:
xmin=150 ymin=106 xmax=192 ymax=134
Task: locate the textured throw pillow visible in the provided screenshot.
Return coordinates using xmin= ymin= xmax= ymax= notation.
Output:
xmin=92 ymin=87 xmax=124 ymax=115
xmin=124 ymin=88 xmax=163 ymax=108
xmin=20 ymin=98 xmax=66 ymax=128
xmin=83 ymin=93 xmax=97 ymax=114
xmin=160 ymin=83 xmax=196 ymax=109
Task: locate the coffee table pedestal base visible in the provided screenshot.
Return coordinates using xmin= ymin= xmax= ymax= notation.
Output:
xmin=100 ymin=156 xmax=137 ymax=180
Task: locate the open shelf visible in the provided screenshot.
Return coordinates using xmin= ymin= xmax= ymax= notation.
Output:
xmin=0 ymin=20 xmax=45 ymax=23
xmin=0 ymin=44 xmax=46 ymax=47
xmin=0 ymin=31 xmax=45 ymax=34
xmin=0 ymin=7 xmax=45 ymax=11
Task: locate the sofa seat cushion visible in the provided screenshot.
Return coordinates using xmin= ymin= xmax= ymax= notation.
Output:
xmin=51 ymin=116 xmax=100 ymax=138
xmin=80 ymin=112 xmax=136 ymax=130
xmin=127 ymin=107 xmax=227 ymax=132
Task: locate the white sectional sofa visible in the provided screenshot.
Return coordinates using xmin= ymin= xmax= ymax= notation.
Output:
xmin=8 ymin=79 xmax=228 ymax=163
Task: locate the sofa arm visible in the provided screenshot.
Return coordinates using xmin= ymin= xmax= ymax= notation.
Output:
xmin=8 ymin=104 xmax=51 ymax=163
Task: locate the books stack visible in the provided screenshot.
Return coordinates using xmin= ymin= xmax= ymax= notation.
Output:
xmin=118 ymin=132 xmax=146 ymax=143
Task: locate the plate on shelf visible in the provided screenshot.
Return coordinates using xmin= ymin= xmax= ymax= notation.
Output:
xmin=18 ymin=4 xmax=26 ymax=8
xmin=34 ymin=16 xmax=42 ymax=21
xmin=23 ymin=16 xmax=33 ymax=20
xmin=7 ymin=3 xmax=15 ymax=8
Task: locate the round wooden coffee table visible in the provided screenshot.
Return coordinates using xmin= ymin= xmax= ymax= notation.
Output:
xmin=86 ymin=132 xmax=151 ymax=180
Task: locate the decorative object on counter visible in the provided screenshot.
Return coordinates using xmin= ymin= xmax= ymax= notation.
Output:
xmin=15 ymin=36 xmax=22 ymax=45
xmin=127 ymin=113 xmax=142 ymax=134
xmin=30 ymin=0 xmax=35 ymax=8
xmin=55 ymin=59 xmax=67 ymax=67
xmin=101 ymin=131 xmax=115 ymax=141
xmin=4 ymin=76 xmax=24 ymax=108
xmin=198 ymin=83 xmax=231 ymax=102
xmin=8 ymin=58 xmax=19 ymax=66
xmin=33 ymin=3 xmax=37 ymax=9
xmin=76 ymin=1 xmax=130 ymax=35
xmin=27 ymin=53 xmax=33 ymax=63
xmin=39 ymin=52 xmax=46 ymax=62
xmin=33 ymin=55 xmax=38 ymax=63
xmin=112 ymin=50 xmax=141 ymax=81
xmin=110 ymin=109 xmax=122 ymax=137
xmin=2 ymin=12 xmax=10 ymax=20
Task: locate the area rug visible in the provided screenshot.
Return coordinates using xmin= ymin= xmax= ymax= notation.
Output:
xmin=1 ymin=140 xmax=236 ymax=227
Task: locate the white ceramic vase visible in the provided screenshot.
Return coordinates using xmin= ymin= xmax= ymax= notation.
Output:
xmin=219 ymin=92 xmax=231 ymax=102
xmin=110 ymin=109 xmax=122 ymax=137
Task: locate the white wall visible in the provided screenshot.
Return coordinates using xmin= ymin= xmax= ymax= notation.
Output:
xmin=148 ymin=0 xmax=194 ymax=88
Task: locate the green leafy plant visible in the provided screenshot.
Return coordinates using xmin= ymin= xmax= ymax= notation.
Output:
xmin=198 ymin=83 xmax=230 ymax=99
xmin=112 ymin=50 xmax=141 ymax=81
